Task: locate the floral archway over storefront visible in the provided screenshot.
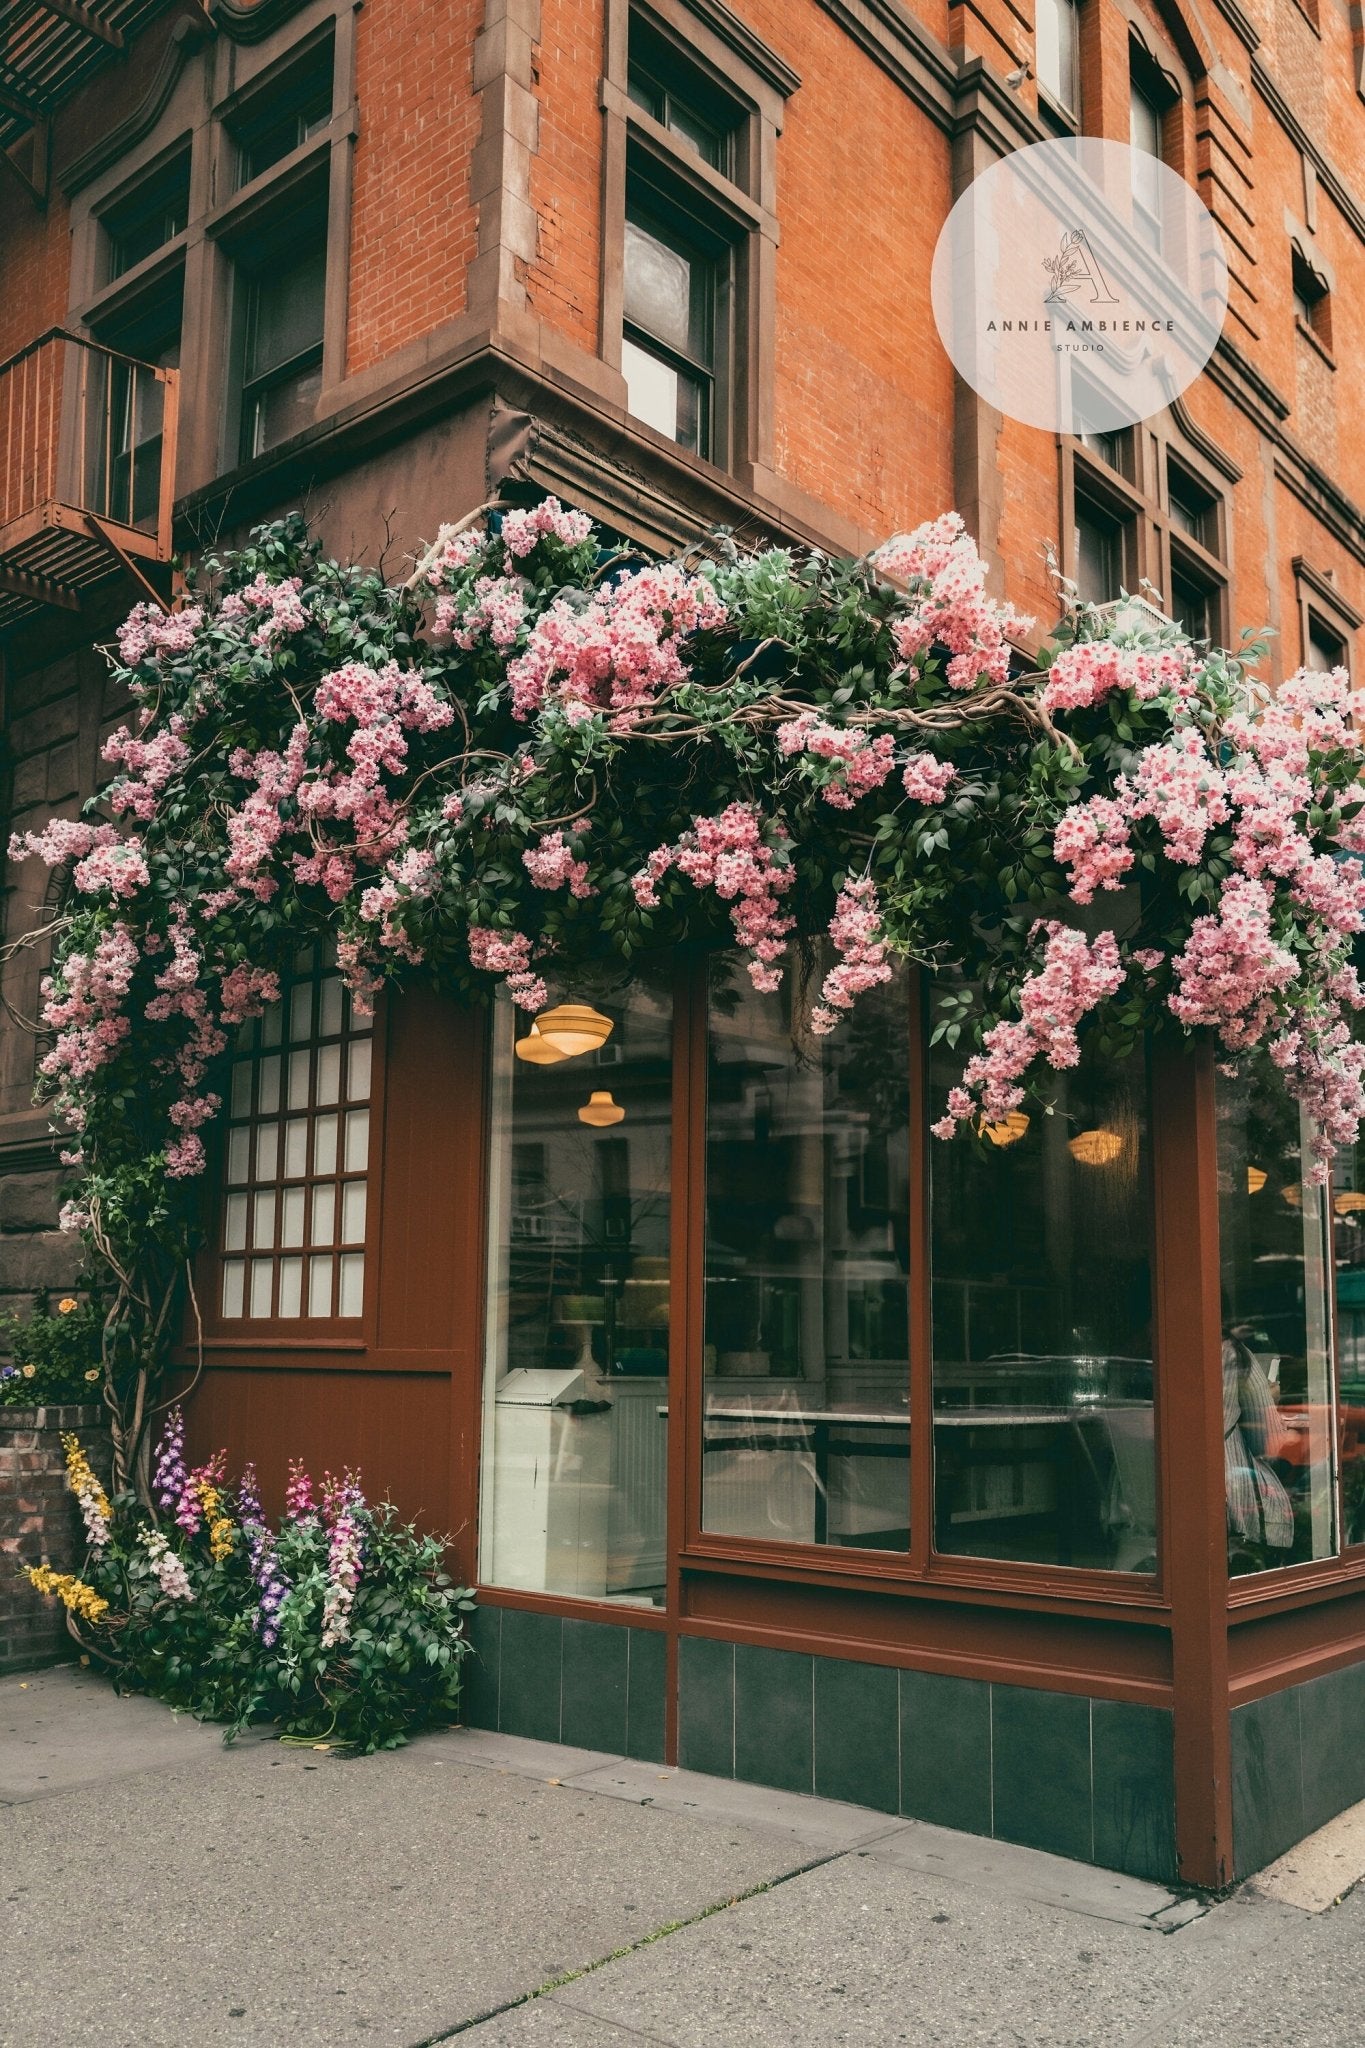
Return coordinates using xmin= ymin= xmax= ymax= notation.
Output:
xmin=8 ymin=500 xmax=1365 ymax=1491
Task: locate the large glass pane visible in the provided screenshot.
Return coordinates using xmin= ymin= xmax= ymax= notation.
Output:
xmin=1218 ymin=1053 xmax=1336 ymax=1573
xmin=624 ymin=218 xmax=695 ymax=355
xmin=1333 ymin=1138 xmax=1365 ymax=1547
xmin=702 ymin=953 xmax=911 ymax=1551
xmin=930 ymin=1024 xmax=1156 ymax=1572
xmin=480 ymin=969 xmax=673 ymax=1604
xmin=1036 ymin=0 xmax=1078 ymax=115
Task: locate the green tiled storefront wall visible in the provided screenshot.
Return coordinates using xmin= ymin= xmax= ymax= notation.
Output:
xmin=1232 ymin=1657 xmax=1365 ymax=1879
xmin=459 ymin=1604 xmax=667 ymax=1763
xmin=678 ymin=1639 xmax=1177 ymax=1883
xmin=459 ymin=1606 xmax=1176 ymax=1883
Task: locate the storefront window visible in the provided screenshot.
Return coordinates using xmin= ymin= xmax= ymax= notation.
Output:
xmin=929 ymin=1026 xmax=1157 ymax=1573
xmin=480 ymin=969 xmax=672 ymax=1604
xmin=702 ymin=952 xmax=912 ymax=1550
xmin=1333 ymin=1137 xmax=1365 ymax=1548
xmin=1217 ymin=1053 xmax=1336 ymax=1574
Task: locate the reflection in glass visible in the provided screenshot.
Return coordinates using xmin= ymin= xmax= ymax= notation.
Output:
xmin=702 ymin=953 xmax=911 ymax=1550
xmin=1333 ymin=1137 xmax=1365 ymax=1547
xmin=480 ymin=970 xmax=672 ymax=1604
xmin=1218 ymin=1053 xmax=1335 ymax=1573
xmin=930 ymin=1025 xmax=1156 ymax=1572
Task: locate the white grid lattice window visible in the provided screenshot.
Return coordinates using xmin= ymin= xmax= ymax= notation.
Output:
xmin=218 ymin=946 xmax=372 ymax=1321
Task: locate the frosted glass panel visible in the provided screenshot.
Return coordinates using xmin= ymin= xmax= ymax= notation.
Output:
xmin=316 ymin=1043 xmax=341 ymax=1106
xmin=338 ymin=1252 xmax=365 ymax=1318
xmin=344 ymin=1109 xmax=369 ymax=1172
xmin=308 ymin=1256 xmax=333 ymax=1317
xmin=319 ymin=977 xmax=344 ymax=1035
xmin=310 ymin=1183 xmax=335 ymax=1246
xmin=290 ymin=982 xmax=313 ymax=1041
xmin=262 ymin=1004 xmax=282 ymax=1048
xmin=227 ymin=1127 xmax=250 ymax=1185
xmin=221 ymin=1260 xmax=245 ymax=1319
xmin=281 ymin=1186 xmax=305 ymax=1247
xmin=288 ymin=1049 xmax=311 ymax=1110
xmin=278 ymin=1257 xmax=303 ymax=1318
xmin=348 ymin=1038 xmax=371 ymax=1101
xmin=249 ymin=1259 xmax=273 ymax=1318
xmin=230 ymin=1062 xmax=253 ymax=1117
xmin=313 ymin=1115 xmax=338 ymax=1176
xmin=258 ymin=1054 xmax=281 ymax=1115
xmin=284 ymin=1118 xmax=308 ymax=1178
xmin=254 ymin=1121 xmax=279 ymax=1182
xmin=224 ymin=1192 xmax=248 ymax=1252
xmin=252 ymin=1188 xmax=276 ymax=1247
xmin=342 ymin=1181 xmax=366 ymax=1244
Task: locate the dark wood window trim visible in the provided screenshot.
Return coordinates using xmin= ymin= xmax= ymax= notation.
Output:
xmin=601 ymin=0 xmax=793 ymax=489
xmin=1057 ymin=414 xmax=1230 ymax=637
xmin=1293 ymin=557 xmax=1360 ymax=678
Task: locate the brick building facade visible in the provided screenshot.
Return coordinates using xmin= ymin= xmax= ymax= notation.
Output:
xmin=3 ymin=0 xmax=1365 ymax=1887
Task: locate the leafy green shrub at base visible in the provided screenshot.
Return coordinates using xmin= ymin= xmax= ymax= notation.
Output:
xmin=24 ymin=1408 xmax=475 ymax=1755
xmin=0 ymin=1292 xmax=106 ymax=1406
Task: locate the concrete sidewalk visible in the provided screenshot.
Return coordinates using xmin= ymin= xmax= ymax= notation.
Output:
xmin=2 ymin=1667 xmax=1363 ymax=2047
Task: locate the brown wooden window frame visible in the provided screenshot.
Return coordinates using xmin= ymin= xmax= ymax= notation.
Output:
xmin=1058 ymin=416 xmax=1230 ymax=640
xmin=204 ymin=946 xmax=385 ymax=1347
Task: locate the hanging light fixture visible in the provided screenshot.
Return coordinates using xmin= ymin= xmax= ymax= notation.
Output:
xmin=514 ymin=1022 xmax=567 ymax=1065
xmin=534 ymin=1003 xmax=614 ymax=1057
xmin=1246 ymin=1165 xmax=1267 ymax=1195
xmin=978 ymin=1111 xmax=1030 ymax=1148
xmin=1335 ymin=1191 xmax=1365 ymax=1216
xmin=1281 ymin=1183 xmax=1303 ymax=1209
xmin=1068 ymin=1128 xmax=1123 ymax=1167
xmin=578 ymin=1090 xmax=625 ymax=1127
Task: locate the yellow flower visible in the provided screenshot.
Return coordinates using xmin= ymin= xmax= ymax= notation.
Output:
xmin=21 ymin=1364 xmax=35 ymax=1378
xmin=57 ymin=1298 xmax=78 ymax=1315
xmin=26 ymin=1566 xmax=108 ymax=1625
xmin=84 ymin=1369 xmax=100 ymax=1383
xmin=61 ymin=1433 xmax=112 ymax=1537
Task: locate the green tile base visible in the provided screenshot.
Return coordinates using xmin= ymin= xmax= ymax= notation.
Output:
xmin=460 ymin=1602 xmax=666 ymax=1763
xmin=1233 ymin=1657 xmax=1365 ymax=1878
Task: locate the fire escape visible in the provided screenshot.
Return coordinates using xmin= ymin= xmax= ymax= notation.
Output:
xmin=1 ymin=3 xmax=181 ymax=632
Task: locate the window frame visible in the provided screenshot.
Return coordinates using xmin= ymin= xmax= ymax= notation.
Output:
xmin=202 ymin=973 xmax=387 ymax=1351
xmin=1035 ymin=0 xmax=1082 ymax=134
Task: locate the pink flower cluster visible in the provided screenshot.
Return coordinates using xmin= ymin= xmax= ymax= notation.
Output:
xmin=876 ymin=514 xmax=1031 ymax=691
xmin=523 ymin=826 xmax=594 ymax=898
xmin=1052 ymin=795 xmax=1133 ymax=904
xmin=1039 ymin=641 xmax=1197 ymax=717
xmin=38 ymin=923 xmax=138 ymax=1089
xmin=901 ymin=753 xmax=958 ymax=804
xmin=319 ymin=1471 xmax=365 ymax=1650
xmin=1168 ymin=876 xmax=1300 ymax=1053
xmin=434 ymin=575 xmax=528 ymax=652
xmin=115 ymin=602 xmax=203 ymax=667
xmin=468 ymin=925 xmax=547 ymax=1011
xmin=219 ymin=574 xmax=308 ymax=649
xmin=499 ymin=497 xmax=594 ymax=559
xmin=102 ymin=719 xmax=192 ymax=823
xmin=358 ymin=846 xmax=438 ymax=963
xmin=811 ymin=879 xmax=894 ymax=1034
xmin=633 ymin=802 xmax=795 ymax=992
xmin=507 ymin=563 xmax=726 ymax=725
xmin=142 ymin=914 xmax=229 ymax=1176
xmin=776 ymin=712 xmax=897 ymax=808
xmin=72 ymin=838 xmax=150 ymax=901
xmin=8 ymin=818 xmax=115 ymax=868
xmin=934 ymin=924 xmax=1126 ymax=1134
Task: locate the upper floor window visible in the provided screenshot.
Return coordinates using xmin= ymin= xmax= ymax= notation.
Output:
xmin=1036 ymin=0 xmax=1080 ymax=126
xmin=230 ymin=39 xmax=333 ymax=189
xmin=1072 ymin=492 xmax=1129 ymax=604
xmin=622 ymin=200 xmax=720 ymax=457
xmin=1306 ymin=614 xmax=1346 ymax=674
xmin=240 ymin=239 xmax=326 ymax=461
xmin=217 ymin=946 xmax=373 ymax=1325
xmin=1291 ymin=247 xmax=1333 ymax=357
xmin=101 ymin=148 xmax=190 ymax=283
xmin=1128 ymin=46 xmax=1171 ymax=249
xmin=628 ymin=17 xmax=740 ymax=175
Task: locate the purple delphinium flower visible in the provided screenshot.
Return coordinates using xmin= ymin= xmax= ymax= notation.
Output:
xmin=153 ymin=1406 xmax=190 ymax=1519
xmin=238 ymin=1460 xmax=289 ymax=1648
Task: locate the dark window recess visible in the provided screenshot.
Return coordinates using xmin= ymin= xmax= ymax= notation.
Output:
xmin=1073 ymin=498 xmax=1125 ymax=604
xmin=622 ymin=202 xmax=718 ymax=457
xmin=240 ymin=241 xmax=325 ymax=461
xmin=1168 ymin=560 xmax=1217 ymax=643
xmin=1292 ymin=248 xmax=1332 ymax=353
xmin=102 ymin=151 xmax=190 ymax=281
xmin=626 ymin=17 xmax=740 ymax=176
xmin=1167 ymin=462 xmax=1217 ymax=550
xmin=233 ymin=49 xmax=333 ymax=188
xmin=90 ymin=275 xmax=183 ymax=529
xmin=1307 ymin=615 xmax=1346 ymax=675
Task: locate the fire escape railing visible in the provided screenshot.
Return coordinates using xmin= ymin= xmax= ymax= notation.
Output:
xmin=0 ymin=326 xmax=178 ymax=630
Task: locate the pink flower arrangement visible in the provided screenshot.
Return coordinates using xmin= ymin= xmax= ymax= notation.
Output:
xmin=633 ymin=802 xmax=795 ymax=992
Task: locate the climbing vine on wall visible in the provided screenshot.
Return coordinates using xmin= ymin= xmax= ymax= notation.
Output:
xmin=8 ymin=499 xmax=1365 ymax=1491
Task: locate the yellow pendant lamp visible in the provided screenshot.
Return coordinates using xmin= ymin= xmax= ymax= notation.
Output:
xmin=1246 ymin=1165 xmax=1267 ymax=1195
xmin=514 ymin=1022 xmax=567 ymax=1065
xmin=979 ymin=1111 xmax=1030 ymax=1147
xmin=578 ymin=1090 xmax=625 ymax=1127
xmin=1068 ymin=1128 xmax=1123 ymax=1167
xmin=534 ymin=1003 xmax=614 ymax=1057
